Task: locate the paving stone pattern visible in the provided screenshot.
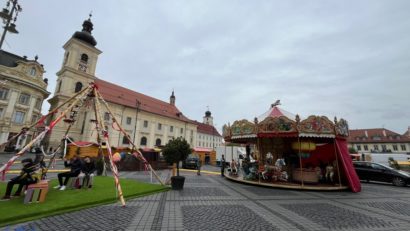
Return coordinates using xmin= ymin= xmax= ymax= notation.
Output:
xmin=182 ymin=205 xmax=279 ymax=231
xmin=241 ymin=186 xmax=298 ymax=196
xmin=2 ymin=162 xmax=410 ymax=231
xmin=280 ymin=203 xmax=394 ymax=230
xmin=361 ymin=201 xmax=410 ymax=216
xmin=12 ymin=205 xmax=139 ymax=231
xmin=179 ymin=187 xmax=228 ymax=197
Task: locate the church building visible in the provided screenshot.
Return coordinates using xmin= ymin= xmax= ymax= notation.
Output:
xmin=46 ymin=17 xmax=197 ymax=150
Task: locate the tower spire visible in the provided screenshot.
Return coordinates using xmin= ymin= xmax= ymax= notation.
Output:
xmin=170 ymin=89 xmax=175 ymax=105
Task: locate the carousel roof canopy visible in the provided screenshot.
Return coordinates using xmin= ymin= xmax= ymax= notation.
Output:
xmin=223 ymin=101 xmax=350 ymax=141
xmin=257 ymin=105 xmax=297 ymax=122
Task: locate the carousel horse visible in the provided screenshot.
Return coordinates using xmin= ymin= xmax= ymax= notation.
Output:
xmin=229 ymin=159 xmax=238 ymax=176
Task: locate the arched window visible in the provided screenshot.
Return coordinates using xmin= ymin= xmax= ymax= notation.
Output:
xmin=81 ymin=53 xmax=88 ymax=63
xmin=30 ymin=67 xmax=36 ymax=76
xmin=74 ymin=82 xmax=83 ymax=93
xmin=122 ymin=136 xmax=129 ymax=145
xmin=140 ymin=137 xmax=147 ymax=146
xmin=155 ymin=138 xmax=161 ymax=146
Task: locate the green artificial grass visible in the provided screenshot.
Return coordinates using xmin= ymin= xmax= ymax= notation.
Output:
xmin=0 ymin=176 xmax=169 ymax=227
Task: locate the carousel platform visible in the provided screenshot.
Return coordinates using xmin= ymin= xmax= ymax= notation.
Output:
xmin=225 ymin=174 xmax=349 ymax=191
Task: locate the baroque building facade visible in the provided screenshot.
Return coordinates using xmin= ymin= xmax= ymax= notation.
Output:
xmin=46 ymin=18 xmax=197 ymax=150
xmin=348 ymin=128 xmax=410 ymax=154
xmin=0 ymin=50 xmax=50 ymax=151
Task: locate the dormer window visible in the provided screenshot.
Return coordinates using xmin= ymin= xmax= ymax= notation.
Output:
xmin=30 ymin=67 xmax=36 ymax=76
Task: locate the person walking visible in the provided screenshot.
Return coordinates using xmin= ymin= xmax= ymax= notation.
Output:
xmin=196 ymin=159 xmax=201 ymax=176
xmin=221 ymin=155 xmax=226 ymax=177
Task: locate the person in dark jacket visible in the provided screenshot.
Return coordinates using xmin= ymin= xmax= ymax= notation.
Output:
xmin=78 ymin=156 xmax=96 ymax=188
xmin=1 ymin=158 xmax=37 ymax=200
xmin=55 ymin=154 xmax=82 ymax=190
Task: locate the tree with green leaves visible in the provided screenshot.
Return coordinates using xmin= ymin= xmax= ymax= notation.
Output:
xmin=162 ymin=137 xmax=192 ymax=176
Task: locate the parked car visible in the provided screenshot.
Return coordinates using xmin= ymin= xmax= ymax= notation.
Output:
xmin=182 ymin=154 xmax=200 ymax=169
xmin=353 ymin=161 xmax=410 ymax=187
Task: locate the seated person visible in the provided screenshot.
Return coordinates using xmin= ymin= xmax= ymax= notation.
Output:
xmin=55 ymin=154 xmax=82 ymax=190
xmin=1 ymin=158 xmax=37 ymax=200
xmin=78 ymin=156 xmax=96 ymax=188
xmin=33 ymin=152 xmax=47 ymax=180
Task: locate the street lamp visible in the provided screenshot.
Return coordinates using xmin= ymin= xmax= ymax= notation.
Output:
xmin=0 ymin=0 xmax=22 ymax=50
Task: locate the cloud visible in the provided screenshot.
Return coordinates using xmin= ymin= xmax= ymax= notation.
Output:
xmin=7 ymin=0 xmax=410 ymax=134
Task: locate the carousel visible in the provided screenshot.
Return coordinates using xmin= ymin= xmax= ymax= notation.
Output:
xmin=222 ymin=101 xmax=361 ymax=192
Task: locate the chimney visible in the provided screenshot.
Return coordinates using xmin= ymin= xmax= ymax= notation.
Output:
xmin=382 ymin=129 xmax=387 ymax=137
xmin=365 ymin=130 xmax=368 ymax=138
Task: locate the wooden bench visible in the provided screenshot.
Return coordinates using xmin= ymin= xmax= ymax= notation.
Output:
xmin=24 ymin=180 xmax=49 ymax=204
xmin=67 ymin=175 xmax=93 ymax=189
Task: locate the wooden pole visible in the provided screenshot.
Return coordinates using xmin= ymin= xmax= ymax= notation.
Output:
xmin=94 ymin=88 xmax=126 ymax=206
xmin=95 ymin=90 xmax=165 ymax=186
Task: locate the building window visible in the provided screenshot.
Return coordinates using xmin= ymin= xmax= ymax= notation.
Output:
xmin=381 ymin=144 xmax=387 ymax=151
xmin=143 ymin=120 xmax=148 ymax=128
xmin=401 ymin=145 xmax=407 ymax=151
xmin=180 ymin=128 xmax=183 ymax=134
xmin=126 ymin=117 xmax=132 ymax=125
xmin=34 ymin=98 xmax=42 ymax=110
xmin=158 ymin=123 xmax=162 ymax=130
xmin=31 ymin=114 xmax=39 ymax=123
xmin=74 ymin=82 xmax=83 ymax=93
xmin=19 ymin=93 xmax=30 ymax=105
xmin=104 ymin=112 xmax=110 ymax=121
xmin=140 ymin=136 xmax=147 ymax=146
xmin=0 ymin=88 xmax=8 ymax=100
xmin=13 ymin=111 xmax=25 ymax=124
xmin=122 ymin=136 xmax=129 ymax=145
xmin=81 ymin=53 xmax=88 ymax=63
xmin=0 ymin=108 xmax=3 ymax=118
xmin=155 ymin=138 xmax=161 ymax=146
xmin=373 ymin=145 xmax=379 ymax=151
xmin=393 ymin=145 xmax=398 ymax=151
xmin=29 ymin=67 xmax=36 ymax=76
xmin=170 ymin=126 xmax=174 ymax=132
xmin=356 ymin=145 xmax=361 ymax=151
xmin=364 ymin=145 xmax=368 ymax=151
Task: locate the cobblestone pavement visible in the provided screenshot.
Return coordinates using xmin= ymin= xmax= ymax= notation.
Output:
xmin=1 ymin=155 xmax=410 ymax=230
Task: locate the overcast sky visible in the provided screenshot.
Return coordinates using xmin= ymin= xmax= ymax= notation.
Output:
xmin=5 ymin=0 xmax=410 ymax=134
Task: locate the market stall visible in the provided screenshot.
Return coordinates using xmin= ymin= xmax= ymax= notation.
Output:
xmin=222 ymin=103 xmax=361 ymax=192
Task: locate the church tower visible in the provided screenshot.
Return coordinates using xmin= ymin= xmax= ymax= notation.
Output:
xmin=203 ymin=108 xmax=213 ymax=126
xmin=170 ymin=90 xmax=175 ymax=105
xmin=46 ymin=16 xmax=102 ymax=149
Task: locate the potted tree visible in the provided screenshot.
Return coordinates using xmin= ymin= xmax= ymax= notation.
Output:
xmin=162 ymin=137 xmax=191 ymax=190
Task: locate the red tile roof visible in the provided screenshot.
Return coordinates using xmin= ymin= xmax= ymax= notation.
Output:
xmin=95 ymin=78 xmax=193 ymax=123
xmin=348 ymin=128 xmax=410 ymax=143
xmin=192 ymin=121 xmax=221 ymax=137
